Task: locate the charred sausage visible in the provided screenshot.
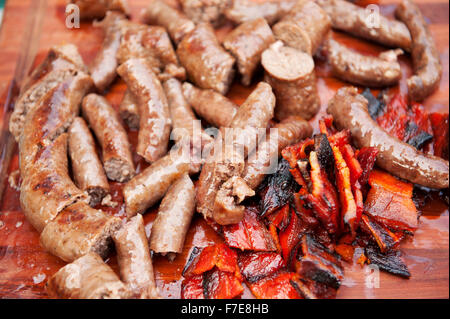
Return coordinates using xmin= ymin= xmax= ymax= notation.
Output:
xmin=117 ymin=58 xmax=172 ymax=163
xmin=149 ymin=174 xmax=195 ymax=259
xmin=177 ymin=23 xmax=236 ymax=95
xmin=223 ymin=18 xmax=275 ymax=86
xmin=113 ymin=214 xmax=159 ymax=299
xmin=68 ymin=117 xmax=110 ymax=206
xmin=82 ymin=93 xmax=135 ymax=182
xmin=69 ymin=0 xmax=130 ymax=19
xmin=262 ymin=41 xmax=320 ymax=121
xmin=142 ymin=0 xmax=195 ymax=44
xmin=180 ymin=0 xmax=231 ymax=27
xmin=327 ymin=87 xmax=449 ymax=189
xmin=273 ymin=0 xmax=331 ymax=55
xmin=326 ymin=38 xmax=402 ymax=87
xmin=47 ymin=252 xmax=131 ymax=299
xmin=395 ymin=0 xmax=443 ymax=101
xmin=316 ymin=0 xmax=412 ymax=51
xmin=224 ymin=0 xmax=297 ymax=25
xmin=119 ymin=89 xmax=139 ymax=130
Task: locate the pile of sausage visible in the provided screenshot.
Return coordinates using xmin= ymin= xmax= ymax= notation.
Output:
xmin=8 ymin=0 xmax=448 ymax=299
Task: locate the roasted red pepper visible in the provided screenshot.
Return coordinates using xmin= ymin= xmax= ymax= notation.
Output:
xmin=247 ymin=271 xmax=302 ymax=299
xmin=356 ymin=147 xmax=379 ymax=187
xmin=278 ymin=206 xmax=304 ymax=265
xmin=238 ymin=252 xmax=286 ymax=283
xmin=429 ymin=112 xmax=449 ymax=159
xmin=183 ymin=244 xmax=239 ymax=277
xmin=181 ymin=275 xmax=205 ymax=299
xmin=203 ymin=268 xmax=244 ymax=299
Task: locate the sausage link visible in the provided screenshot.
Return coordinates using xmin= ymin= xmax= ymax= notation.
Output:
xmin=180 ymin=0 xmax=231 ymax=27
xmin=327 ymin=87 xmax=449 ymax=189
xmin=68 ymin=117 xmax=110 ymax=206
xmin=82 ymin=93 xmax=135 ymax=182
xmin=223 ymin=18 xmax=275 ymax=86
xmin=113 ymin=214 xmax=159 ymax=299
xmin=119 ymin=89 xmax=139 ymax=130
xmin=149 ymin=174 xmax=195 ymax=258
xmin=224 ymin=0 xmax=297 ymax=25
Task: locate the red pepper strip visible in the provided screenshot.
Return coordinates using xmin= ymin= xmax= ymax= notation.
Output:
xmin=328 ymin=129 xmax=351 ymax=148
xmin=332 ymin=146 xmax=358 ymax=236
xmin=238 ymin=252 xmax=286 ymax=283
xmin=278 ymin=206 xmax=304 ymax=266
xmin=318 ymin=115 xmax=335 ymax=136
xmin=181 ymin=275 xmax=205 ymax=299
xmin=289 ymin=168 xmax=309 ymax=190
xmin=368 ymin=170 xmax=413 ymax=197
xmin=282 ymin=138 xmax=314 ymax=168
xmin=335 ymin=244 xmax=355 ymax=262
xmin=266 ymin=204 xmax=291 ymax=231
xmin=357 ymin=147 xmax=379 ymax=187
xmin=248 ymin=271 xmax=302 ymax=299
xmin=268 ymin=223 xmax=281 ymax=253
xmin=183 ymin=244 xmax=238 ymax=277
xmin=376 ymin=93 xmax=409 ymax=140
xmin=203 ymin=268 xmax=244 ymax=299
xmin=429 ymin=112 xmax=449 ymax=159
xmin=292 ymin=192 xmax=318 ymax=228
xmin=360 ymin=214 xmax=402 ymax=253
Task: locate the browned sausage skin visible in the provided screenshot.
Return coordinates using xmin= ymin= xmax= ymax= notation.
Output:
xmin=119 ymin=89 xmax=139 ymax=130
xmin=68 ymin=117 xmax=110 ymax=206
xmin=273 ymin=0 xmax=331 ymax=55
xmin=316 ymin=0 xmax=412 ymax=51
xmin=69 ymin=0 xmax=130 ymax=19
xmin=327 ymin=87 xmax=449 ymax=189
xmin=177 ymin=23 xmax=236 ymax=95
xmin=180 ymin=0 xmax=231 ymax=27
xmin=149 ymin=174 xmax=195 ymax=259
xmin=262 ymin=41 xmax=320 ymax=121
xmin=47 ymin=252 xmax=131 ymax=299
xmin=82 ymin=93 xmax=135 ymax=182
xmin=224 ymin=0 xmax=297 ymax=25
xmin=117 ymin=58 xmax=172 ymax=163
xmin=326 ymin=38 xmax=402 ymax=87
xmin=223 ymin=18 xmax=275 ymax=86
xmin=142 ymin=0 xmax=195 ymax=45
xmin=113 ymin=214 xmax=159 ymax=299
xmin=395 ymin=0 xmax=442 ymax=101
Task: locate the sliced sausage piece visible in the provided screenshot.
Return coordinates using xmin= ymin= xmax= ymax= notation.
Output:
xmin=40 ymin=201 xmax=121 ymax=262
xmin=180 ymin=0 xmax=231 ymax=27
xmin=123 ymin=146 xmax=191 ymax=217
xmin=243 ymin=116 xmax=312 ymax=190
xmin=47 ymin=252 xmax=131 ymax=299
xmin=113 ymin=214 xmax=159 ymax=299
xmin=177 ymin=23 xmax=235 ymax=95
xmin=69 ymin=0 xmax=130 ymax=19
xmin=82 ymin=93 xmax=135 ymax=182
xmin=327 ymin=87 xmax=449 ymax=189
xmin=20 ymin=134 xmax=88 ymax=233
xmin=119 ymin=89 xmax=139 ymax=130
xmin=316 ymin=0 xmax=411 ymax=51
xmin=117 ymin=58 xmax=172 ymax=163
xmin=90 ymin=11 xmax=127 ymax=92
xmin=224 ymin=0 xmax=297 ymax=25
xmin=142 ymin=0 xmax=195 ymax=44
xmin=149 ymin=174 xmax=195 ymax=259
xmin=273 ymin=0 xmax=331 ymax=55
xmin=68 ymin=117 xmax=110 ymax=206
xmin=326 ymin=38 xmax=403 ymax=87
xmin=182 ymin=82 xmax=238 ymax=128
xmin=223 ymin=18 xmax=275 ymax=86
xmin=262 ymin=41 xmax=320 ymax=121
xmin=395 ymin=0 xmax=443 ymax=101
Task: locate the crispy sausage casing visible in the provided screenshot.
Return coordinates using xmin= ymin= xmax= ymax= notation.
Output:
xmin=117 ymin=58 xmax=172 ymax=163
xmin=395 ymin=0 xmax=442 ymax=101
xmin=47 ymin=252 xmax=131 ymax=299
xmin=82 ymin=93 xmax=135 ymax=182
xmin=68 ymin=117 xmax=110 ymax=206
xmin=327 ymin=87 xmax=449 ymax=189
xmin=223 ymin=18 xmax=275 ymax=86
xmin=119 ymin=89 xmax=140 ymax=130
xmin=177 ymin=23 xmax=236 ymax=95
xmin=113 ymin=214 xmax=159 ymax=299
xmin=224 ymin=0 xmax=297 ymax=25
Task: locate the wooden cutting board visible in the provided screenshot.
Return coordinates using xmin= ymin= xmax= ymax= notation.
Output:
xmin=0 ymin=0 xmax=448 ymax=299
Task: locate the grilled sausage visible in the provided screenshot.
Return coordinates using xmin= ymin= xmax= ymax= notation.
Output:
xmin=177 ymin=23 xmax=236 ymax=95
xmin=316 ymin=0 xmax=411 ymax=51
xmin=395 ymin=0 xmax=443 ymax=101
xmin=124 ymin=146 xmax=191 ymax=217
xmin=90 ymin=11 xmax=126 ymax=92
xmin=149 ymin=174 xmax=195 ymax=259
xmin=327 ymin=87 xmax=449 ymax=189
xmin=69 ymin=0 xmax=130 ymax=19
xmin=119 ymin=89 xmax=139 ymax=130
xmin=47 ymin=252 xmax=131 ymax=299
xmin=273 ymin=0 xmax=331 ymax=55
xmin=68 ymin=117 xmax=110 ymax=206
xmin=117 ymin=58 xmax=171 ymax=163
xmin=142 ymin=0 xmax=195 ymax=45
xmin=113 ymin=214 xmax=159 ymax=299
xmin=10 ymin=44 xmax=87 ymax=142
xmin=180 ymin=0 xmax=231 ymax=27
xmin=242 ymin=116 xmax=312 ymax=190
xmin=40 ymin=201 xmax=121 ymax=262
xmin=223 ymin=18 xmax=275 ymax=86
xmin=224 ymin=0 xmax=297 ymax=25
xmin=262 ymin=41 xmax=320 ymax=121
xmin=82 ymin=93 xmax=135 ymax=182
xmin=326 ymin=38 xmax=403 ymax=87
xmin=182 ymin=82 xmax=238 ymax=128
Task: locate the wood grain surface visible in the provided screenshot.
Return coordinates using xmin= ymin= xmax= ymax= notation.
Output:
xmin=0 ymin=0 xmax=448 ymax=299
